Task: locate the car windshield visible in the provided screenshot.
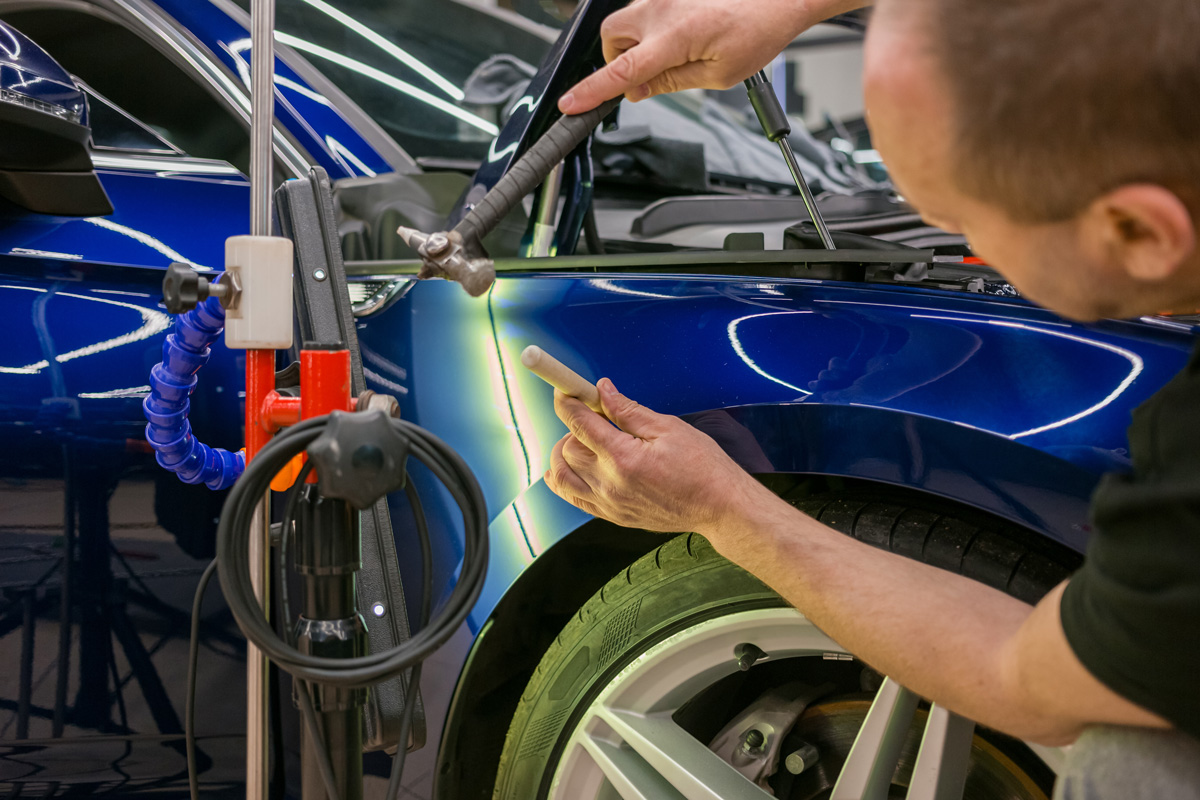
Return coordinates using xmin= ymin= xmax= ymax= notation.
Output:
xmin=233 ymin=0 xmax=551 ymax=161
xmin=241 ymin=0 xmax=882 ymax=194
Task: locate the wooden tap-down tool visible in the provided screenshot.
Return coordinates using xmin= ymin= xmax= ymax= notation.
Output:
xmin=521 ymin=346 xmax=603 ymax=413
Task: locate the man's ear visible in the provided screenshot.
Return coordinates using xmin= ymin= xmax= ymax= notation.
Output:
xmin=1082 ymin=184 xmax=1196 ymax=282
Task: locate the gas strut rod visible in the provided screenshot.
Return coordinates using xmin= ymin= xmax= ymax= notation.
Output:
xmin=398 ymin=96 xmax=622 ymax=296
xmin=744 ymin=70 xmax=836 ymax=250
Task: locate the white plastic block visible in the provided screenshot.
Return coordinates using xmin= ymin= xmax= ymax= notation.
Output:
xmin=224 ymin=235 xmax=294 ymax=350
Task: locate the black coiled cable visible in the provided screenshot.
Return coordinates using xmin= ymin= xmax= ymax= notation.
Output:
xmin=216 ymin=414 xmax=488 ymax=689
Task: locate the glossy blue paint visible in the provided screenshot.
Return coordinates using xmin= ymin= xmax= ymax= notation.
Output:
xmin=354 ymin=273 xmax=1194 ymax=629
xmin=0 ymin=169 xmax=249 ymax=271
xmin=153 ymin=0 xmax=394 ymax=179
xmin=0 ymin=19 xmax=86 ymax=123
xmin=0 ymin=271 xmax=241 ymax=434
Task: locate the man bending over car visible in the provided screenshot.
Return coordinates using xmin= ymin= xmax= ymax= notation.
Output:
xmin=546 ymin=0 xmax=1200 ymax=796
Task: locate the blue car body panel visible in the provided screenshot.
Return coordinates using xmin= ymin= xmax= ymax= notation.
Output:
xmin=357 ymin=275 xmax=1192 ymax=628
xmin=0 ymin=170 xmax=250 ymax=271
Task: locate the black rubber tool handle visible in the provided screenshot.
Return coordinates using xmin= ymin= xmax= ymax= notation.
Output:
xmin=454 ymin=97 xmax=621 ymax=250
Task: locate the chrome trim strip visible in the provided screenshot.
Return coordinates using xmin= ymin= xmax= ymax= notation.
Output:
xmin=350 ymin=277 xmax=414 ymax=317
xmin=91 ymin=153 xmax=244 ymax=175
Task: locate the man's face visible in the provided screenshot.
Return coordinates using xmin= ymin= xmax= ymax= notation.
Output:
xmin=861 ymin=10 xmax=1146 ymax=321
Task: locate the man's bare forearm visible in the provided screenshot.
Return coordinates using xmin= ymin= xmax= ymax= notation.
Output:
xmin=806 ymin=0 xmax=873 ymax=20
xmin=704 ymin=483 xmax=1079 ymax=743
xmin=547 ymin=384 xmax=1169 ymax=741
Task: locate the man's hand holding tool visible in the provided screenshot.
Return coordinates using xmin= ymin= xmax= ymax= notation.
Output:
xmin=521 ymin=345 xmax=763 ymax=534
xmin=558 ymin=0 xmax=868 ymax=114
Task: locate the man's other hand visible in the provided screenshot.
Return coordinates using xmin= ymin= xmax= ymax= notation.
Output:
xmin=558 ymin=0 xmax=818 ymax=115
xmin=546 ymin=378 xmax=768 ymax=534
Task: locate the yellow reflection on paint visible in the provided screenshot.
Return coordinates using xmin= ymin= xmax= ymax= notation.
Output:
xmin=492 ymin=504 xmax=536 ymax=565
xmin=496 ymin=341 xmax=544 ymax=485
xmin=482 ymin=332 xmax=531 ymax=486
xmin=512 ymin=493 xmax=545 ymax=557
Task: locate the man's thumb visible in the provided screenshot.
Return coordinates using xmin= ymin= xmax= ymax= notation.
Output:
xmin=598 ymin=378 xmax=657 ymax=435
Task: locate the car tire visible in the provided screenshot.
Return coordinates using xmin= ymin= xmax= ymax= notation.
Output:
xmin=492 ymin=491 xmax=1073 ymax=799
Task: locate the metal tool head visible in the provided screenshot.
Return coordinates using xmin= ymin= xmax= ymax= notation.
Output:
xmin=396 ymin=226 xmax=496 ymax=298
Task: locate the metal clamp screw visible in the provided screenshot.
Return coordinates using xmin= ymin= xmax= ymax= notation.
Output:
xmin=741 ymin=729 xmax=766 ymax=752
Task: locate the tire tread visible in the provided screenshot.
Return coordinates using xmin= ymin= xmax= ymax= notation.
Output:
xmin=492 ymin=491 xmax=1077 ymax=798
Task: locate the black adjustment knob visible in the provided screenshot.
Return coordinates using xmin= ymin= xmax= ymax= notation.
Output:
xmin=162 ymin=262 xmax=208 ymax=315
xmin=307 ymin=410 xmax=409 ymax=509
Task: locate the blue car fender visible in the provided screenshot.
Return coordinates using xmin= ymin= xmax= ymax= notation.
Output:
xmin=355 ymin=272 xmax=1194 ymax=630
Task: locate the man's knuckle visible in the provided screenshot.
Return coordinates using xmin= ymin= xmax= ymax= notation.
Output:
xmin=609 ymin=53 xmax=638 ymax=84
xmin=600 ymin=13 xmax=625 ymax=38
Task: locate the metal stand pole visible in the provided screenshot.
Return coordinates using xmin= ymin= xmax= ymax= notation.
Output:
xmin=293 ymin=487 xmax=366 ymax=800
xmin=250 ymin=0 xmax=275 ymax=236
xmin=247 ymin=2 xmax=276 ymax=799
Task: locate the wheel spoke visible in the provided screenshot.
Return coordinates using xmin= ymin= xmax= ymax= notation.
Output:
xmin=908 ymin=704 xmax=975 ymax=800
xmin=594 ymin=707 xmax=778 ymax=800
xmin=830 ymin=678 xmax=920 ymax=800
xmin=578 ymin=735 xmax=688 ymax=800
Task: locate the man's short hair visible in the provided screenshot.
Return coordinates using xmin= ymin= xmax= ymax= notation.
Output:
xmin=930 ymin=0 xmax=1200 ymax=222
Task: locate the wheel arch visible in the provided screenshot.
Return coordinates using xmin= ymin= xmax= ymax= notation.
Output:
xmin=435 ymin=401 xmax=1096 ymax=798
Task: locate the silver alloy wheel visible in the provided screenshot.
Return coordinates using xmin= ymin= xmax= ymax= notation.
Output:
xmin=548 ymin=607 xmax=1056 ymax=800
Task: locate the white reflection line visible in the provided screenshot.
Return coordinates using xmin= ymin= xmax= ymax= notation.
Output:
xmin=487 ymin=138 xmax=519 ymax=163
xmin=911 ymin=315 xmax=1144 ymax=439
xmin=10 ymin=247 xmax=83 ymax=260
xmin=276 ymin=74 xmax=332 ymax=106
xmin=727 ymin=311 xmax=814 ymax=396
xmin=79 ymin=385 xmax=151 ymax=399
xmin=818 ymin=299 xmax=1072 ymax=327
xmin=363 ymin=366 xmax=409 ymax=395
xmin=589 ymin=279 xmax=678 ymax=299
xmin=297 ymin=0 xmax=463 ymax=100
xmin=51 ymin=291 xmax=172 ymax=364
xmin=273 ymin=33 xmax=498 ymax=135
xmin=326 ymin=135 xmax=377 ymax=177
xmin=84 ymin=218 xmax=210 ymax=271
xmin=0 ymin=25 xmax=20 ymax=59
xmin=0 ymin=290 xmax=171 ymax=374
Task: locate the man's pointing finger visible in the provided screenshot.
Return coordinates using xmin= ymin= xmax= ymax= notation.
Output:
xmin=559 ymin=41 xmax=673 ymax=113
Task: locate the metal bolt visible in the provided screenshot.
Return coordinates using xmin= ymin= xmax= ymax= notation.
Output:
xmin=313 ymin=268 xmax=327 ymax=281
xmin=371 ymin=603 xmax=386 ymax=618
xmin=425 ymin=232 xmax=450 ymax=256
xmin=784 ymin=742 xmax=820 ymax=775
xmin=741 ymin=729 xmax=766 ymax=751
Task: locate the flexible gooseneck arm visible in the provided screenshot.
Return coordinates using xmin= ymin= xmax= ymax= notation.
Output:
xmin=143 ymin=295 xmax=245 ymax=490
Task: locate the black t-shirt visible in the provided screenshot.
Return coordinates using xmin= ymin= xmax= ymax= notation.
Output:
xmin=1061 ymin=341 xmax=1200 ymax=739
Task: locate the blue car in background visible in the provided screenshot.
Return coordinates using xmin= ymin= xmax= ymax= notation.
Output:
xmin=1 ymin=1 xmax=1195 ymax=798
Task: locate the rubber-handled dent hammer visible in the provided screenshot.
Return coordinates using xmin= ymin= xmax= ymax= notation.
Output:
xmin=398 ymin=97 xmax=623 ymax=297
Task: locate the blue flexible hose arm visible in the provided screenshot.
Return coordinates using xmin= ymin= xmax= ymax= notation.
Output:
xmin=143 ymin=294 xmax=245 ymax=490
